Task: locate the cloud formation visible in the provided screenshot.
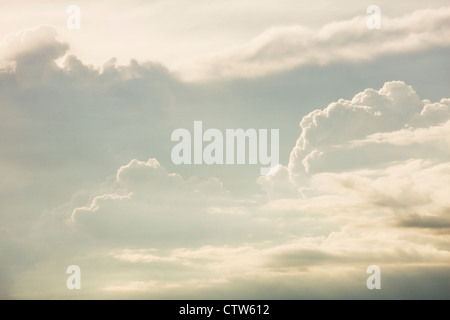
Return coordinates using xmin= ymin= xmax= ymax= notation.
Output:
xmin=180 ymin=7 xmax=450 ymax=80
xmin=0 ymin=15 xmax=449 ymax=299
xmin=287 ymin=81 xmax=449 ymax=176
xmin=16 ymin=81 xmax=447 ymax=299
xmin=260 ymin=82 xmax=450 ymax=248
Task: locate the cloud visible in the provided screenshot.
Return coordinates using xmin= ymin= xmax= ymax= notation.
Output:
xmin=250 ymin=81 xmax=450 ymax=299
xmin=23 ymin=80 xmax=448 ymax=299
xmin=97 ymin=222 xmax=450 ymax=298
xmin=31 ymin=141 xmax=449 ymax=299
xmin=259 ymin=83 xmax=449 ymax=240
xmin=397 ymin=213 xmax=450 ymax=231
xmin=1 ymin=21 xmax=449 ymax=299
xmin=285 ymin=81 xmax=449 ymax=178
xmin=0 ymin=25 xmax=68 ymax=62
xmin=312 ymin=160 xmax=450 ymax=218
xmin=349 ymin=121 xmax=450 ymax=147
xmin=259 ymin=81 xmax=446 ymax=198
xmin=179 ymin=7 xmax=450 ymax=80
xmin=58 ymin=158 xmax=248 ymax=248
xmin=0 ymin=25 xmax=69 ymax=84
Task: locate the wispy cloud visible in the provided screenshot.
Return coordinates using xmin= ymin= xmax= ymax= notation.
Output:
xmin=178 ymin=7 xmax=450 ymax=80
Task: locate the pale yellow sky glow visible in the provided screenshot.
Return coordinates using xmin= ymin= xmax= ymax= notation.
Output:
xmin=1 ymin=0 xmax=448 ymax=69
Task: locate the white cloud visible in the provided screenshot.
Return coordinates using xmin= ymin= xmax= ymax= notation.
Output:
xmin=179 ymin=7 xmax=450 ymax=80
xmin=0 ymin=25 xmax=69 ymax=84
xmin=312 ymin=160 xmax=450 ymax=216
xmin=286 ymin=81 xmax=448 ymax=180
xmin=257 ymin=83 xmax=450 ymax=246
xmin=349 ymin=120 xmax=450 ymax=147
xmin=61 ymin=158 xmax=248 ymax=247
xmin=0 ymin=25 xmax=67 ymax=62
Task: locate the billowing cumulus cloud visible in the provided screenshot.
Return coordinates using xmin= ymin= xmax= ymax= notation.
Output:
xmin=261 ymin=82 xmax=450 ymax=236
xmin=255 ymin=81 xmax=449 ymax=184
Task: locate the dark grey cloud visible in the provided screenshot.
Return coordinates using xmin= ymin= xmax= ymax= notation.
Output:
xmin=397 ymin=213 xmax=450 ymax=230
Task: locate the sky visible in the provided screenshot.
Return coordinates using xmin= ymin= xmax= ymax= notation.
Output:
xmin=0 ymin=0 xmax=449 ymax=299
